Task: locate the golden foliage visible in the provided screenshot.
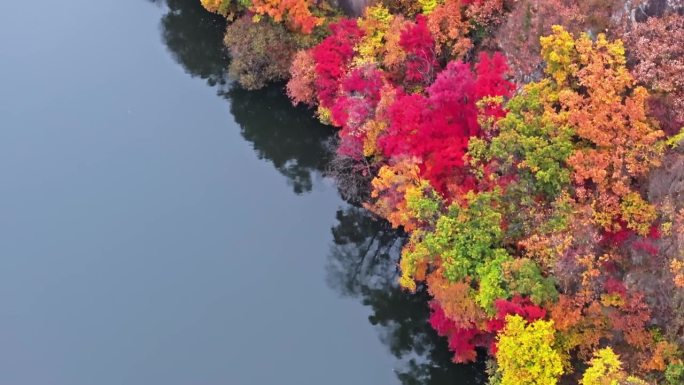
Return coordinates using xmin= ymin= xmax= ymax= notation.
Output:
xmin=354 ymin=5 xmax=393 ymax=66
xmin=497 ymin=315 xmax=564 ymax=385
xmin=540 ymin=26 xmax=665 ymax=234
xmin=581 ymin=348 xmax=628 ymax=385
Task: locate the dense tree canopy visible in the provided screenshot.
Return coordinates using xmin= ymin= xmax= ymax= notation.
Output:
xmin=197 ymin=0 xmax=684 ymax=383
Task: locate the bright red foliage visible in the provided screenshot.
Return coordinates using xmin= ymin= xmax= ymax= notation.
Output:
xmin=447 ymin=328 xmax=480 ymax=363
xmin=429 ymin=301 xmax=484 ymax=363
xmin=474 ymin=51 xmax=513 ymax=117
xmin=379 ymin=92 xmax=428 ymax=155
xmin=485 ymin=296 xmax=547 ymax=355
xmin=486 ymin=296 xmax=547 ymax=334
xmin=429 ymin=300 xmax=458 ymax=335
xmin=600 ymin=221 xmax=661 ymax=253
xmin=378 ymin=53 xmax=512 ymax=198
xmin=399 ymin=15 xmax=438 ymax=86
xmin=601 ymin=224 xmax=634 ymax=246
xmin=312 ymin=20 xmax=365 ymax=108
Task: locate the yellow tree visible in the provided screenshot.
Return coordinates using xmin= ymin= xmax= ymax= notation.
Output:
xmin=540 ymin=26 xmax=664 ymax=235
xmin=354 ymin=5 xmax=393 ymax=66
xmin=581 ymin=348 xmax=647 ymax=385
xmin=496 ymin=315 xmax=564 ymax=385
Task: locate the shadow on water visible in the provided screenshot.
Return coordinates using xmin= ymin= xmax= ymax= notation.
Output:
xmin=151 ymin=0 xmax=335 ymax=194
xmin=326 ymin=206 xmax=486 ymax=385
xmin=151 ymin=0 xmax=230 ymax=87
xmin=224 ymin=86 xmax=335 ymax=194
xmin=150 ymin=1 xmax=484 ymax=383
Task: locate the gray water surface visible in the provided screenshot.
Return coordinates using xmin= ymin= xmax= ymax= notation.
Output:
xmin=0 ymin=1 xmax=483 ymax=384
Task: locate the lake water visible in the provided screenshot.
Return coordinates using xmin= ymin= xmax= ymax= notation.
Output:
xmin=0 ymin=1 xmax=483 ymax=384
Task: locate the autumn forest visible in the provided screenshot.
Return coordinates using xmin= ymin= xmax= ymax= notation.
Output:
xmin=199 ymin=0 xmax=684 ymax=384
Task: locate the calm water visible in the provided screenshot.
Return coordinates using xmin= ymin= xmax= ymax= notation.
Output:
xmin=0 ymin=1 xmax=483 ymax=384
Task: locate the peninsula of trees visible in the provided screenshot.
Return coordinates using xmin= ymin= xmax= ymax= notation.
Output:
xmin=201 ymin=1 xmax=684 ymax=384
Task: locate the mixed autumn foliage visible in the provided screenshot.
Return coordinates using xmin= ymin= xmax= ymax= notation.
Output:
xmin=202 ymin=0 xmax=684 ymax=384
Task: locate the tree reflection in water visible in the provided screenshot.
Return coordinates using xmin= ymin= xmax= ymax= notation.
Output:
xmin=151 ymin=1 xmax=484 ymax=383
xmin=224 ymin=85 xmax=335 ymax=194
xmin=152 ymin=0 xmax=334 ymax=194
xmin=326 ymin=206 xmax=486 ymax=385
xmin=151 ymin=0 xmax=230 ymax=87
